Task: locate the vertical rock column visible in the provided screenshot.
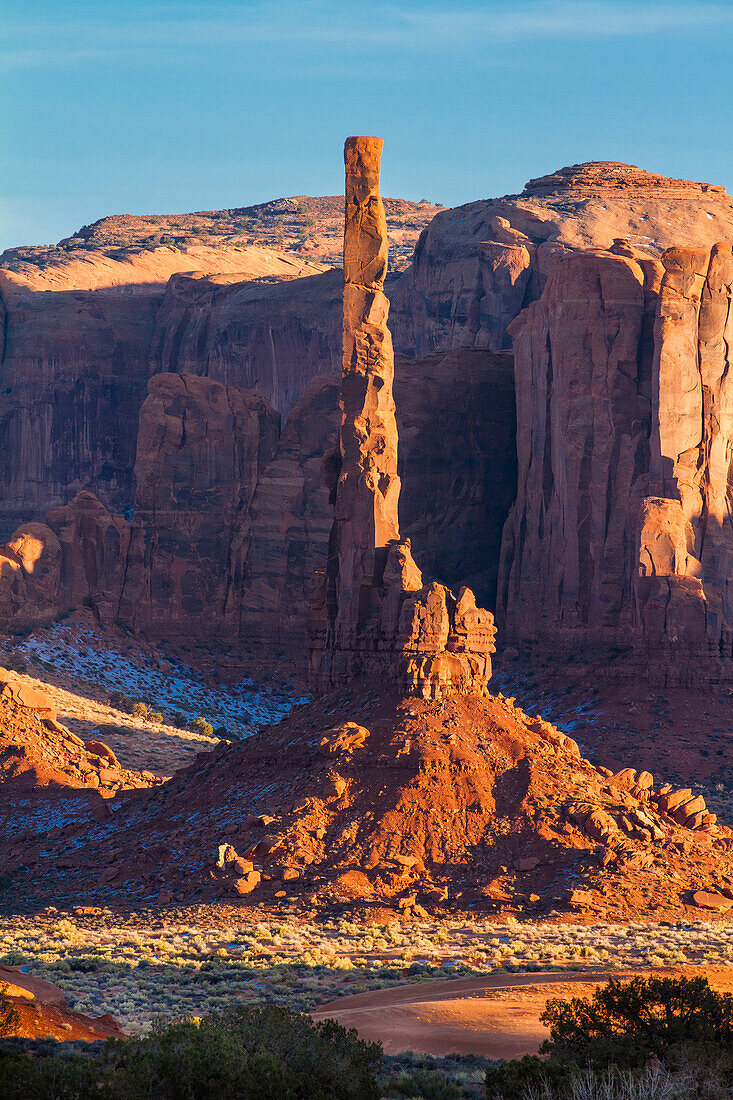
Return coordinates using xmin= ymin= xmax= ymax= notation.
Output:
xmin=328 ymin=136 xmax=401 ymax=648
xmin=635 ymin=242 xmax=733 ymax=679
xmin=309 ymin=137 xmax=496 ymax=697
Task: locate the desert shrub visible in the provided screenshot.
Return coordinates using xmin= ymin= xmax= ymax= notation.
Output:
xmin=108 ymin=689 xmax=128 ymax=710
xmin=131 ymin=701 xmax=150 ymax=720
xmin=170 ymin=712 xmax=187 ymax=729
xmin=98 ymin=723 xmax=129 ymax=740
xmin=486 ymin=976 xmax=733 ymax=1099
xmin=383 ymin=1066 xmax=461 ymax=1098
xmin=0 ymin=952 xmax=28 ymax=966
xmin=0 ymin=1005 xmax=381 ymax=1099
xmin=540 ymin=975 xmax=733 ymax=1068
xmin=109 ymin=1004 xmax=381 ymax=1099
xmin=485 ymin=1055 xmax=576 ymax=1100
xmin=190 ymin=716 xmax=214 ymax=738
xmin=148 ymin=711 xmax=163 ymax=723
xmin=67 ymin=955 xmax=104 ymax=973
xmin=0 ymin=1050 xmax=102 ymax=1100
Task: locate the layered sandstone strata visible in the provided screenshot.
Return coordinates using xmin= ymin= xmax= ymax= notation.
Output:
xmin=308 ymin=137 xmax=496 ymax=698
xmin=499 ymin=240 xmax=733 ymax=683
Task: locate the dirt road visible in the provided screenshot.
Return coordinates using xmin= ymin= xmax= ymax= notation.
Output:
xmin=312 ymin=967 xmax=733 ymax=1057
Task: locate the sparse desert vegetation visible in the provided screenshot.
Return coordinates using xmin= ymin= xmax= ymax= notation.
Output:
xmin=1 ymin=910 xmax=733 ymax=1033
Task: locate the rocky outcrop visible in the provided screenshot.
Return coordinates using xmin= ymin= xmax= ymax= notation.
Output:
xmin=14 ymin=683 xmax=733 ymax=920
xmin=227 ymin=345 xmax=515 ymax=661
xmin=0 ymin=524 xmax=62 ymax=632
xmin=46 ymin=491 xmax=131 ymax=625
xmin=0 ymin=669 xmax=161 ymax=796
xmin=118 ymin=373 xmax=279 ymax=640
xmin=308 ymin=136 xmax=496 ymax=698
xmin=499 ymin=239 xmax=733 ymax=684
xmin=390 ymin=161 xmax=733 ymax=358
xmin=0 ymin=493 xmax=131 ymax=633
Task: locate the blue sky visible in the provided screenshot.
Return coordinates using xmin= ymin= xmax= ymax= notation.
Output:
xmin=2 ymin=0 xmax=733 ymax=251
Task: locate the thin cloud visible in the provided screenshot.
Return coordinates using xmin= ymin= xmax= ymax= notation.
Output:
xmin=3 ymin=0 xmax=732 ymax=71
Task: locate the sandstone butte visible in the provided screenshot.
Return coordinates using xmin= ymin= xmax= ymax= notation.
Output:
xmin=1 ymin=158 xmax=732 ymax=691
xmin=307 ymin=136 xmax=496 ymax=699
xmin=2 ymin=146 xmax=733 ymax=928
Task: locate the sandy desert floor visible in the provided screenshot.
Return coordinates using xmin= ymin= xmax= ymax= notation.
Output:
xmin=313 ymin=966 xmax=733 ymax=1057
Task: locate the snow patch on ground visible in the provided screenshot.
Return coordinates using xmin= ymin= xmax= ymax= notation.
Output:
xmin=16 ymin=624 xmax=306 ymax=740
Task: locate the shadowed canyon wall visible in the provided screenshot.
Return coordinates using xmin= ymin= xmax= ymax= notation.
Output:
xmin=498 ymin=241 xmax=733 ymax=684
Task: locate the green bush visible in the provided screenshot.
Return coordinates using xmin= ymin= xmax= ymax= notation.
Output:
xmin=67 ymin=956 xmax=104 ymax=973
xmin=541 ymin=975 xmax=733 ymax=1068
xmin=485 ymin=1054 xmax=577 ymax=1099
xmin=485 ymin=976 xmax=733 ymax=1098
xmin=0 ymin=1050 xmax=101 ymax=1100
xmin=98 ymin=723 xmax=130 ymax=740
xmin=0 ymin=1005 xmax=381 ymax=1099
xmin=191 ymin=716 xmax=214 ymax=738
xmin=383 ymin=1066 xmax=461 ymax=1098
xmin=109 ymin=1006 xmax=381 ymax=1099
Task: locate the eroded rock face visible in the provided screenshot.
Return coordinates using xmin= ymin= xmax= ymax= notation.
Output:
xmin=150 ymin=268 xmax=342 ymax=417
xmin=0 ymin=524 xmax=62 ymax=632
xmin=47 ymin=491 xmax=131 ymax=625
xmin=228 ymin=346 xmax=515 ymax=661
xmin=499 ymin=240 xmax=733 ymax=683
xmin=308 ymin=137 xmax=496 ymax=698
xmin=0 ymin=493 xmax=133 ymax=633
xmin=0 ymin=286 xmax=158 ymax=534
xmin=390 ymin=161 xmax=733 ymax=358
xmin=0 ymin=248 xmax=326 ymax=533
xmin=396 ymin=348 xmax=516 ymax=610
xmin=118 ymin=373 xmax=279 ymax=640
xmin=227 ymin=375 xmax=340 ymax=655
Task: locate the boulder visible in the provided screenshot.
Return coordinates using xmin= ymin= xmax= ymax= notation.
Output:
xmin=0 ymin=524 xmax=62 ymax=631
xmin=692 ymin=890 xmax=733 ymax=912
xmin=319 ymin=723 xmax=370 ymax=755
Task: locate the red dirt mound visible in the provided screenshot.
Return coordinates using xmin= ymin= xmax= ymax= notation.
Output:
xmin=0 ymin=670 xmax=162 ymax=797
xmin=4 ymin=689 xmax=733 ymax=920
xmin=0 ymin=964 xmax=123 ymax=1041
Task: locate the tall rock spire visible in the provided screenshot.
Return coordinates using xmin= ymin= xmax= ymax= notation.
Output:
xmin=308 ymin=137 xmax=496 ymax=698
xmin=332 ymin=137 xmax=400 ymax=630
